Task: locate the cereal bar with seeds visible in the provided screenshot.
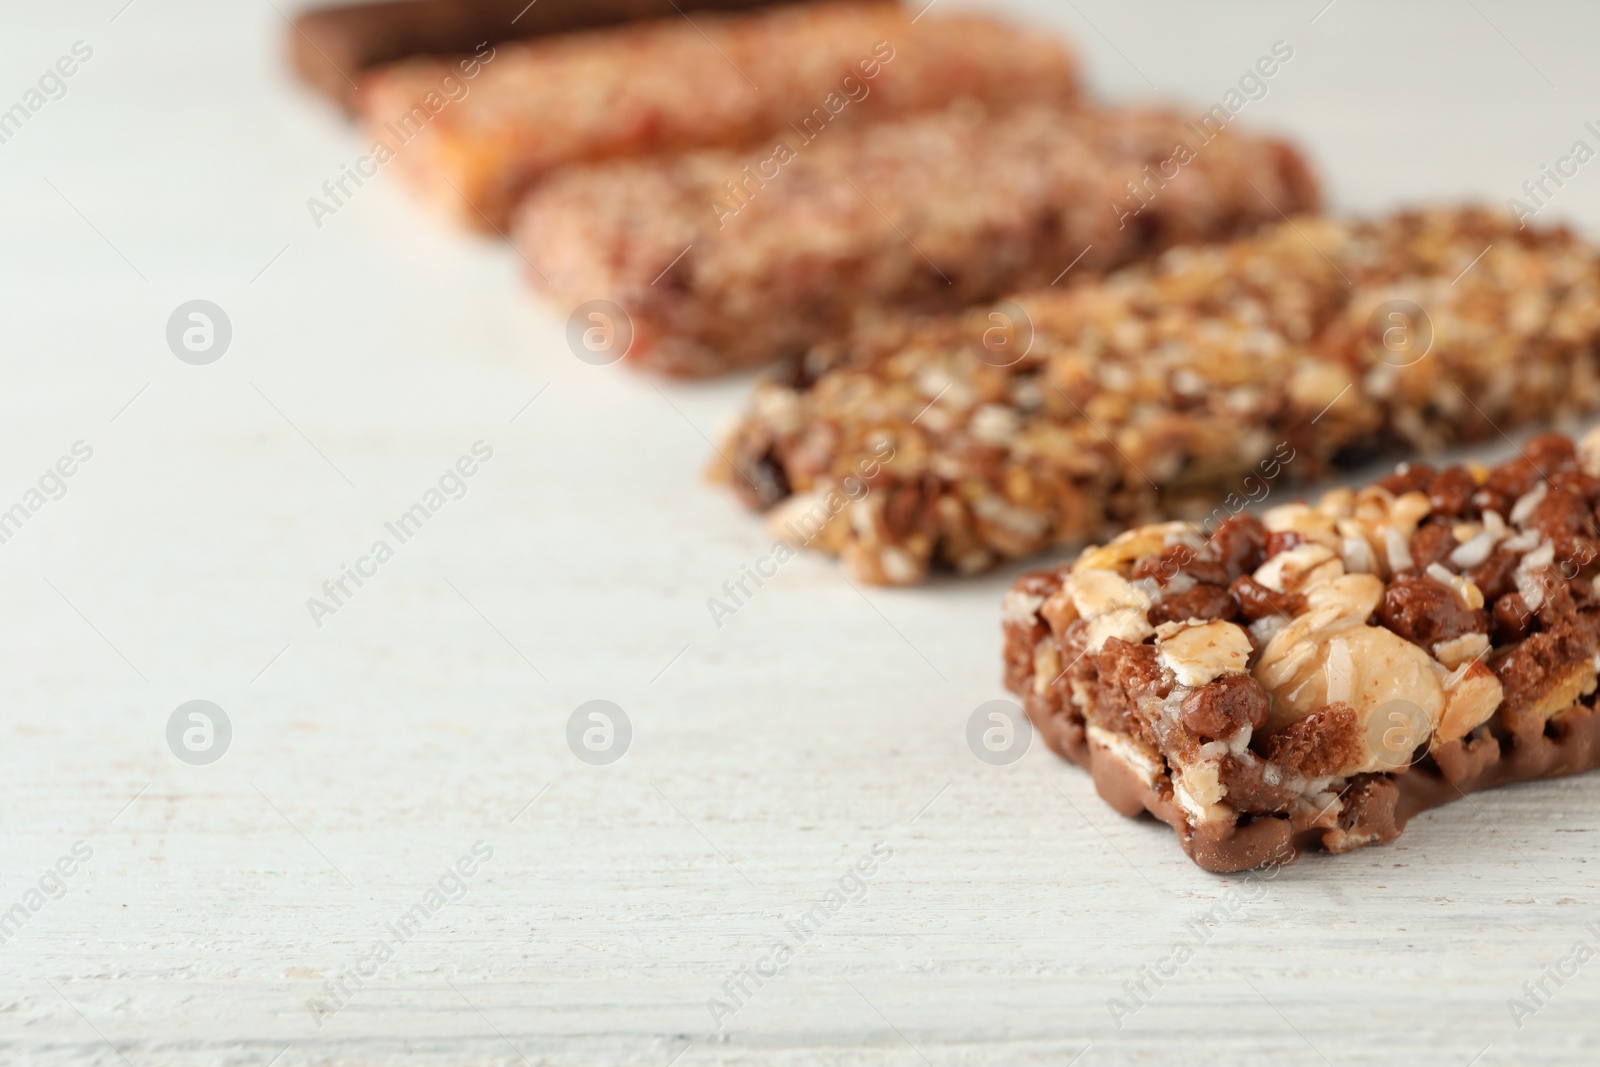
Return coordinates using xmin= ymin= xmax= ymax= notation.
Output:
xmin=1002 ymin=431 xmax=1600 ymax=871
xmin=719 ymin=208 xmax=1600 ymax=583
xmin=361 ymin=1 xmax=1081 ymax=231
xmin=517 ymin=101 xmax=1317 ymax=375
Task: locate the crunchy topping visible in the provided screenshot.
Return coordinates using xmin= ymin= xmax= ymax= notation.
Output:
xmin=1180 ymin=674 xmax=1269 ymax=740
xmin=1433 ymin=631 xmax=1490 ymax=670
xmin=1075 ymin=523 xmax=1193 ymax=578
xmin=1376 ymin=573 xmax=1487 ymax=648
xmin=1154 ymin=619 xmax=1253 ymax=687
xmin=1427 ymin=467 xmax=1476 ymax=517
xmin=1496 ymin=625 xmax=1599 ymax=737
xmin=1069 ymin=569 xmax=1155 ymax=652
xmin=1262 ymin=703 xmax=1365 ymax=780
xmin=1259 ymin=616 xmax=1445 ymax=772
xmin=1230 ymin=575 xmax=1307 ymax=622
xmin=1147 ymin=582 xmax=1236 ymax=626
xmin=1253 ymin=543 xmax=1344 ymax=593
xmin=1436 ymin=661 xmax=1503 ymax=747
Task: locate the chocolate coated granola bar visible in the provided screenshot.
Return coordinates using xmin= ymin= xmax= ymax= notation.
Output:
xmin=720 ymin=208 xmax=1600 ymax=582
xmin=363 ymin=1 xmax=1080 ymax=230
xmin=519 ymin=101 xmax=1316 ymax=375
xmin=1002 ymin=431 xmax=1600 ymax=871
xmin=291 ymin=0 xmax=816 ymax=112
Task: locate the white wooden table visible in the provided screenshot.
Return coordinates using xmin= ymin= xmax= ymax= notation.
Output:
xmin=4 ymin=1 xmax=1600 ymax=1063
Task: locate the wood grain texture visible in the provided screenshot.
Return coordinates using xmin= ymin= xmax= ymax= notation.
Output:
xmin=3 ymin=0 xmax=1600 ymax=1063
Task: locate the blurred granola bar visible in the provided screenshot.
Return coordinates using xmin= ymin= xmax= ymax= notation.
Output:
xmin=292 ymin=0 xmax=823 ymax=112
xmin=361 ymin=1 xmax=1081 ymax=229
xmin=719 ymin=208 xmax=1600 ymax=583
xmin=518 ymin=101 xmax=1317 ymax=374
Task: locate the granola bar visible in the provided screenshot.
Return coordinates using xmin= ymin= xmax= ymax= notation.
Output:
xmin=292 ymin=0 xmax=815 ymax=112
xmin=361 ymin=1 xmax=1081 ymax=230
xmin=517 ymin=102 xmax=1317 ymax=375
xmin=1002 ymin=432 xmax=1600 ymax=871
xmin=720 ymin=208 xmax=1600 ymax=583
